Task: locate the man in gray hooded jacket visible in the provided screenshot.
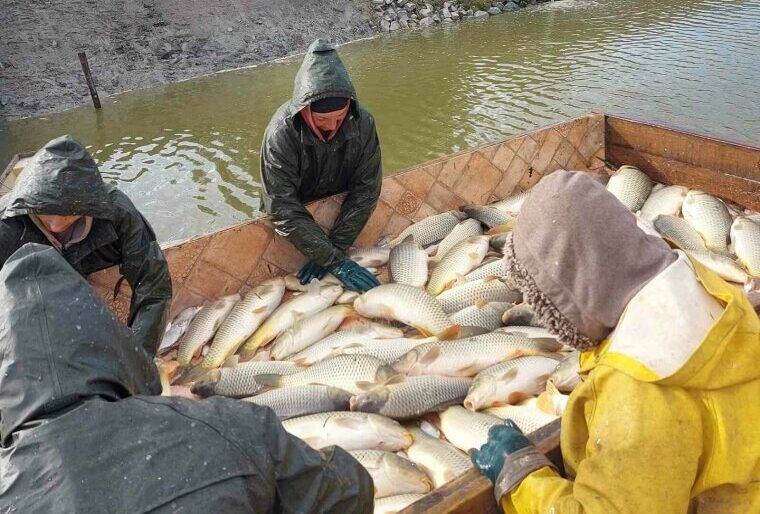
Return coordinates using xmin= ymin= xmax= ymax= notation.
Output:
xmin=0 ymin=135 xmax=171 ymax=355
xmin=261 ymin=39 xmax=382 ymax=292
xmin=0 ymin=243 xmax=373 ymax=514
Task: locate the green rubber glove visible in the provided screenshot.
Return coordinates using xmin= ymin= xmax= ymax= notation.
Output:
xmin=329 ymin=259 xmax=380 ymax=292
xmin=471 ymin=420 xmax=532 ymax=484
xmin=297 ymin=261 xmax=327 ymax=285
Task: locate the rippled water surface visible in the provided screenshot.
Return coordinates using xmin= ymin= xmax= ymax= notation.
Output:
xmin=2 ymin=0 xmax=758 ymax=243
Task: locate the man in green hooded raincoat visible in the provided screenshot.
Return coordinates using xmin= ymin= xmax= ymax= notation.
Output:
xmin=260 ymin=39 xmax=382 ymax=292
xmin=0 ymin=135 xmax=171 ymax=355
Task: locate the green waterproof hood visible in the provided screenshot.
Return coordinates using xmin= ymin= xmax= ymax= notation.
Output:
xmin=0 ymin=135 xmax=112 ymax=219
xmin=0 ymin=244 xmax=159 ymax=445
xmin=290 ymin=39 xmax=357 ymax=113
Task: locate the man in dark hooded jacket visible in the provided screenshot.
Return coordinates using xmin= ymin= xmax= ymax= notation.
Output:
xmin=261 ymin=39 xmax=382 ymax=292
xmin=0 ymin=135 xmax=171 ymax=355
xmin=0 ymin=243 xmax=373 ymax=514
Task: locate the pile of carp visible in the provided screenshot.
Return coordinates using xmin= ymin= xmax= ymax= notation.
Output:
xmin=157 ymin=165 xmax=759 ymax=514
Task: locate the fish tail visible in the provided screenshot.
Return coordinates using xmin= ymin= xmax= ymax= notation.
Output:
xmin=436 ymin=325 xmax=460 ymax=341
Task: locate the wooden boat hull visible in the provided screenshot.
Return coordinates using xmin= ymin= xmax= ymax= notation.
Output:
xmin=4 ymin=113 xmax=759 ymax=513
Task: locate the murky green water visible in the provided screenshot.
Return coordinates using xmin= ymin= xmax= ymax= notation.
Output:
xmin=1 ymin=0 xmax=758 ymax=243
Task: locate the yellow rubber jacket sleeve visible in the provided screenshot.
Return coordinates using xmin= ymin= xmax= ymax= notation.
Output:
xmin=500 ymin=369 xmax=704 ymax=514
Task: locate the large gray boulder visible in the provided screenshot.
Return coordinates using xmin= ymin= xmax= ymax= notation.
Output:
xmin=488 ymin=6 xmax=502 ymax=15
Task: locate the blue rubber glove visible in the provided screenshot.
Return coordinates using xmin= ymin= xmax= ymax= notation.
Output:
xmin=329 ymin=259 xmax=380 ymax=293
xmin=297 ymin=260 xmax=328 ymax=285
xmin=471 ymin=420 xmax=532 ymax=484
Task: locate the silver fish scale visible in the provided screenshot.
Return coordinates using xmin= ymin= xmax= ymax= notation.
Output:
xmin=355 ymin=376 xmax=472 ymax=419
xmin=463 ymin=206 xmax=513 ymax=228
xmin=214 ymin=361 xmax=300 ymax=397
xmin=355 ymin=283 xmax=454 ymax=336
xmin=464 ymin=258 xmax=507 ymax=281
xmin=450 ymin=305 xmax=503 ymax=330
xmin=731 ymin=217 xmax=760 ymax=276
xmin=485 ymin=405 xmax=557 ymax=434
xmin=287 ymin=331 xmax=376 ymax=365
xmin=682 ymin=191 xmax=733 ymax=251
xmin=397 ymin=332 xmax=558 ymax=375
xmin=489 ymin=190 xmax=531 ymax=214
xmin=348 ymin=246 xmax=391 ymax=267
xmin=427 ymin=236 xmax=490 ymax=294
xmin=390 ymin=212 xmax=465 ymax=247
xmin=439 ymin=406 xmax=503 ymax=452
xmin=279 ymin=354 xmax=391 ymax=394
xmin=437 ymin=278 xmax=516 ymax=313
xmin=406 ymin=427 xmax=471 ymax=487
xmin=389 ymin=239 xmax=429 ymax=287
xmin=435 ymin=219 xmax=483 ymax=260
xmin=640 ymin=185 xmax=688 ymax=222
xmin=475 ymin=355 xmax=559 ymax=380
xmin=339 ymin=338 xmax=430 ymax=363
xmin=177 ymin=295 xmax=239 ymax=365
xmin=244 ymin=384 xmax=351 ymax=420
xmin=654 ymin=215 xmax=706 ymax=251
xmin=606 ymin=165 xmax=653 ymax=211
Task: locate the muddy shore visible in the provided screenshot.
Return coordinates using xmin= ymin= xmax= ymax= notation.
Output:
xmin=0 ymin=0 xmax=377 ymax=120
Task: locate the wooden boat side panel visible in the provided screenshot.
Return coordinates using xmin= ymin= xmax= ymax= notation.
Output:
xmin=0 ymin=152 xmax=34 ymax=196
xmin=88 ymin=114 xmax=605 ymax=319
xmin=398 ymin=419 xmax=562 ymax=514
xmin=605 ymin=116 xmax=760 ymax=211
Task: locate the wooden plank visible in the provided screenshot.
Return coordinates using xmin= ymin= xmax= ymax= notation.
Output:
xmin=605 ymin=115 xmax=759 ymax=182
xmin=607 ymin=145 xmax=760 ymax=212
xmin=399 ymin=419 xmax=561 ymax=514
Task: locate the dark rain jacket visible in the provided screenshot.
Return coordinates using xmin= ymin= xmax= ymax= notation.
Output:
xmin=0 ymin=135 xmax=171 ymax=355
xmin=261 ymin=39 xmax=382 ymax=268
xmin=0 ymin=244 xmax=374 ymax=514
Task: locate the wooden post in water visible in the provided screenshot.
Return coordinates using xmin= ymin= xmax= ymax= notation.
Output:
xmin=78 ymin=52 xmax=101 ymax=109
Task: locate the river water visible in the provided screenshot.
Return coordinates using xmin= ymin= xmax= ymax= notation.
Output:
xmin=1 ymin=0 xmax=758 ymax=243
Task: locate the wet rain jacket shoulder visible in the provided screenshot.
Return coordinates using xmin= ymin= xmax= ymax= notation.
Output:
xmin=261 ymin=39 xmax=381 ymax=267
xmin=0 ymin=244 xmax=373 ymax=514
xmin=501 ymin=253 xmax=760 ymax=514
xmin=0 ymin=135 xmax=171 ymax=354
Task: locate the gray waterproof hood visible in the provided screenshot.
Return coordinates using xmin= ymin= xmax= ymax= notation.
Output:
xmin=290 ymin=39 xmax=357 ymax=113
xmin=504 ymin=170 xmax=676 ymax=350
xmin=0 ymin=244 xmax=159 ymax=444
xmin=1 ymin=135 xmax=112 ymax=219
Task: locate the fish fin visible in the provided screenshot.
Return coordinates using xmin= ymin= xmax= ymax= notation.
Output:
xmin=459 ymin=362 xmax=480 ymax=376
xmin=355 ymin=381 xmax=379 ymax=392
xmin=535 ymin=338 xmax=564 ymax=353
xmin=301 ymin=437 xmax=321 ymax=448
xmin=333 ymin=417 xmax=366 ymax=430
xmin=419 ymin=346 xmax=443 ymax=365
xmin=536 ymin=390 xmax=555 ymax=414
xmin=411 ymin=325 xmax=433 ymax=337
xmin=454 ymin=273 xmax=467 ymax=285
xmin=291 ymin=358 xmax=309 ymax=367
xmin=253 ymin=305 xmax=269 ymax=314
xmin=483 ymin=275 xmax=500 ymax=283
xmin=376 ymin=235 xmax=392 ymax=247
xmin=436 ymin=325 xmax=460 ymax=341
xmin=383 ymin=374 xmax=406 ymax=386
xmin=468 ymin=251 xmax=480 ymax=260
xmin=402 ymin=234 xmax=415 ymax=244
xmin=253 ymin=373 xmax=283 ymax=388
xmin=534 ymin=373 xmax=552 ymax=389
xmin=507 ymin=391 xmax=531 ymax=404
xmin=474 ymin=299 xmax=488 ymax=309
xmin=545 ymin=379 xmax=560 ymax=397
xmin=498 ymin=367 xmax=520 ymax=382
xmin=381 ymin=305 xmax=396 ymax=319
xmin=221 ymin=355 xmax=239 ymax=368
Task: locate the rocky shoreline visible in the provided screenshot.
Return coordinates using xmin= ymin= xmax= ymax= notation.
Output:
xmin=0 ymin=0 xmax=550 ymax=121
xmin=372 ymin=0 xmax=549 ymax=31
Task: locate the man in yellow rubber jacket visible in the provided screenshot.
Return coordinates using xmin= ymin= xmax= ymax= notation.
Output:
xmin=471 ymin=169 xmax=760 ymax=514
